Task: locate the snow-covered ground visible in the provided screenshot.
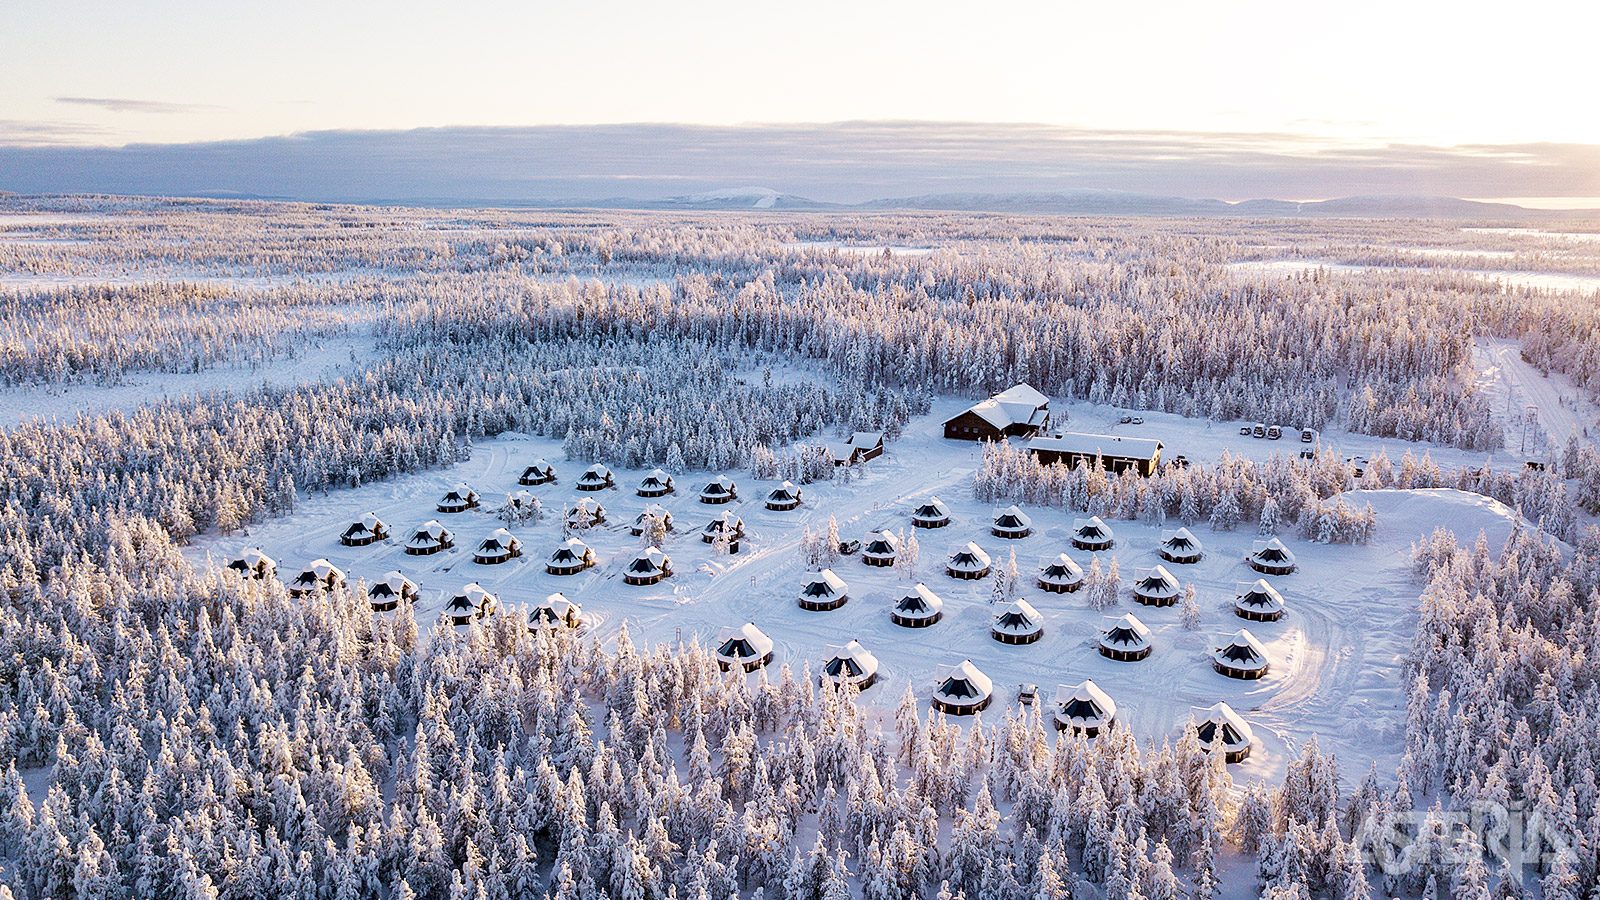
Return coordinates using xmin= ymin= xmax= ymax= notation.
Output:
xmin=1227 ymin=259 xmax=1600 ymax=295
xmin=1462 ymin=227 xmax=1600 ymax=243
xmin=190 ymin=401 xmax=1539 ymax=789
xmin=0 ymin=268 xmax=393 ymax=291
xmin=785 ymin=241 xmax=936 ymax=256
xmin=0 ymin=330 xmax=376 ymax=427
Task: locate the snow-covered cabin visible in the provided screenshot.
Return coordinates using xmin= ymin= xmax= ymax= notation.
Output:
xmin=473 ymin=528 xmax=522 ymax=565
xmin=1235 ymin=580 xmax=1287 ymax=621
xmin=990 ymin=506 xmax=1033 ymax=539
xmin=575 ymin=463 xmax=615 ymax=492
xmin=700 ymin=511 xmax=745 ymax=544
xmin=436 ymin=483 xmax=479 ymax=513
xmin=340 ymin=512 xmax=389 ymax=546
xmin=946 ymin=542 xmax=992 ymax=579
xmin=367 ymin=571 xmax=419 ymax=612
xmin=1071 ymin=516 xmax=1115 ymax=551
xmin=890 ymin=584 xmax=944 ymax=627
xmin=1213 ymin=629 xmax=1270 ymax=679
xmin=1159 ymin=527 xmax=1203 ymax=564
xmin=1248 ymin=538 xmax=1297 ymax=575
xmin=943 ymin=383 xmax=1051 ymax=441
xmin=991 ymin=599 xmax=1044 ymax=645
xmin=715 ymin=623 xmax=774 ymax=672
xmin=820 ymin=640 xmax=880 ymax=690
xmin=1037 ymin=553 xmax=1085 ymax=593
xmin=528 ymin=593 xmax=582 ymax=631
xmin=1029 ymin=432 xmax=1164 ymax=476
xmin=546 ymin=538 xmax=596 ymax=575
xmin=518 ymin=459 xmax=556 ymax=485
xmin=1195 ymin=702 xmax=1255 ymax=763
xmin=226 ymin=548 xmax=276 ymax=580
xmin=860 ymin=530 xmax=900 ymax=567
xmin=698 ymin=475 xmax=738 ymax=504
xmin=1099 ymin=613 xmax=1153 ymax=661
xmin=630 ymin=504 xmax=674 ymax=536
xmin=931 ymin=660 xmax=993 ymax=715
xmin=1131 ymin=565 xmax=1181 ymax=607
xmin=910 ymin=497 xmax=952 ymax=529
xmin=798 ymin=569 xmax=849 ymax=610
xmin=405 ymin=520 xmax=453 ymax=555
xmin=444 ymin=583 xmax=497 ymax=625
xmin=826 ymin=431 xmax=886 ymax=465
xmin=1053 ymin=680 xmax=1117 ymax=735
xmin=766 ymin=481 xmax=802 ymax=511
xmin=636 ymin=468 xmax=674 ymax=497
xmin=287 ymin=559 xmax=345 ymax=597
xmin=849 ymin=431 xmax=884 ymax=462
xmin=623 ymin=547 xmax=672 ymax=585
xmin=565 ymin=497 xmax=605 ymax=528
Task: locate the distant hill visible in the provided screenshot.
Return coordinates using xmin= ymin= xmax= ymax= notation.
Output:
xmin=518 ymin=188 xmax=1592 ymax=219
xmin=856 ymin=191 xmax=1569 ymax=219
xmin=651 ymin=187 xmax=839 ymax=210
xmin=858 ymin=190 xmax=1236 ymax=216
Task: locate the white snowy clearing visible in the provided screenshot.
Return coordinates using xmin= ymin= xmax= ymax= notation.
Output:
xmin=0 ymin=330 xmax=377 ymax=427
xmin=190 ymin=402 xmax=1538 ymax=789
xmin=1227 ymin=259 xmax=1600 ymax=296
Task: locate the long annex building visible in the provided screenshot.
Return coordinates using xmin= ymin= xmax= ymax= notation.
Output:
xmin=1028 ymin=431 xmax=1164 ymax=476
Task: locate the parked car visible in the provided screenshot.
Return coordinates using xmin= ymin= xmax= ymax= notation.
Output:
xmin=1017 ymin=683 xmax=1039 ymax=705
xmin=838 ymin=539 xmax=861 ymax=555
xmin=1348 ymin=456 xmax=1369 ymax=478
xmin=1300 ymin=427 xmax=1316 ymax=443
xmin=1252 ymin=423 xmax=1267 ymax=438
xmin=1239 ymin=425 xmax=1253 ymax=436
xmin=1299 ymin=450 xmax=1316 ymax=461
xmin=1525 ymin=459 xmax=1547 ymax=472
xmin=1266 ymin=425 xmax=1282 ymax=440
xmin=1170 ymin=454 xmax=1190 ymax=468
xmin=1130 ymin=416 xmax=1144 ymax=425
xmin=1119 ymin=415 xmax=1133 ymax=424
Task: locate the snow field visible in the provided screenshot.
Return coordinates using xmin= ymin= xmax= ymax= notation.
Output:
xmin=192 ymin=402 xmax=1540 ymax=788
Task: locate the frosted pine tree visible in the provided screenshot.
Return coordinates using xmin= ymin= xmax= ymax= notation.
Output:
xmin=1210 ymin=491 xmax=1241 ymax=532
xmin=898 ymin=529 xmax=919 ymax=579
xmin=1090 ymin=558 xmax=1122 ymax=611
xmin=1259 ymin=496 xmax=1280 ymax=535
xmin=1180 ymin=584 xmax=1202 ymax=630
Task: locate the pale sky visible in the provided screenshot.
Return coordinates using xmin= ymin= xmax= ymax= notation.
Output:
xmin=4 ymin=0 xmax=1597 ymax=148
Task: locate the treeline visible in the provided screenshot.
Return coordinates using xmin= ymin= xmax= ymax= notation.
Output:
xmin=973 ymin=439 xmax=1586 ymax=545
xmin=972 ymin=440 xmax=1380 ymax=544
